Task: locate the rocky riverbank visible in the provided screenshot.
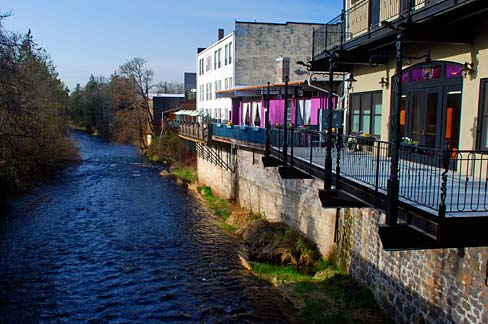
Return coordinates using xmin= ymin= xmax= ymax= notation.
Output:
xmin=165 ymin=167 xmax=390 ymax=323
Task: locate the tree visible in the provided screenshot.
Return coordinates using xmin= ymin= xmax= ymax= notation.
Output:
xmin=118 ymin=57 xmax=155 ymax=148
xmin=0 ymin=14 xmax=78 ymax=196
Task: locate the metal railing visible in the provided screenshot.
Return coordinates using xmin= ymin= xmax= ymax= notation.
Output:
xmin=178 ymin=121 xmax=211 ymax=142
xmin=212 ymin=124 xmax=266 ymax=145
xmin=312 ymin=0 xmax=453 ymax=56
xmin=269 ymin=127 xmax=488 ymax=215
xmin=313 ymin=14 xmax=346 ymax=55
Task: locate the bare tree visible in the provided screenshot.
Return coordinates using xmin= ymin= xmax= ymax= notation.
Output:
xmin=118 ymin=58 xmax=155 ymax=147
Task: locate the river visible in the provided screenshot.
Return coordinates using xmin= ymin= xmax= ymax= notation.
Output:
xmin=0 ymin=131 xmax=295 ymax=323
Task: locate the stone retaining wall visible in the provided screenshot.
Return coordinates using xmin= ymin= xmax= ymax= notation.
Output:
xmin=339 ymin=208 xmax=488 ymax=324
xmin=196 ymin=146 xmax=488 ymax=323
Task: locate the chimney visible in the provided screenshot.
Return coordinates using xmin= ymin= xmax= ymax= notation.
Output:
xmin=276 ymin=56 xmax=290 ymax=84
xmin=218 ymin=28 xmax=224 ymax=41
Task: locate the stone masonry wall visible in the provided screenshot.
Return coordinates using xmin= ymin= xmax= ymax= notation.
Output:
xmin=196 ymin=146 xmax=236 ymax=200
xmin=339 ymin=208 xmax=488 ymax=324
xmin=196 ymin=146 xmax=488 ymax=322
xmin=234 ymin=149 xmax=337 ymax=257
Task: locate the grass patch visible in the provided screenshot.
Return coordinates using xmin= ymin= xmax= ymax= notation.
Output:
xmin=293 ymin=275 xmax=387 ymax=324
xmin=251 ymin=262 xmax=316 ymax=283
xmin=197 ymin=185 xmax=232 ymax=220
xmin=218 ymin=222 xmax=237 ymax=233
xmin=249 ymin=261 xmax=388 ymax=323
xmin=170 ymin=166 xmax=196 ymax=183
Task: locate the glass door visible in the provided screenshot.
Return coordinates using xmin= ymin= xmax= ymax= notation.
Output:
xmin=408 ymin=89 xmax=442 ymax=148
xmin=444 ymin=88 xmax=462 ymax=151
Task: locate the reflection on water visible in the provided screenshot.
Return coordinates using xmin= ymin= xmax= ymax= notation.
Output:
xmin=0 ymin=131 xmax=295 ymax=323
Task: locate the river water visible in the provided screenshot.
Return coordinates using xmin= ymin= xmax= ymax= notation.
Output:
xmin=0 ymin=132 xmax=295 ymax=323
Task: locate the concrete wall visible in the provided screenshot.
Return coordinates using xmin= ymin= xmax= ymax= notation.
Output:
xmin=234 ymin=22 xmax=323 ymax=86
xmin=235 ymin=149 xmax=337 ymax=257
xmin=196 ymin=145 xmax=236 ymax=200
xmin=196 ymin=145 xmax=337 ymax=257
xmin=338 ymin=208 xmax=488 ymax=324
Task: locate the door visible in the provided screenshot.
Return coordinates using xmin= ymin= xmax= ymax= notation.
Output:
xmin=443 ymin=87 xmax=462 ymax=151
xmin=408 ymin=89 xmax=442 ymax=148
xmin=369 ymin=0 xmax=380 ymax=30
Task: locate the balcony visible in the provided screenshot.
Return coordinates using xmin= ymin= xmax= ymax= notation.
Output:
xmin=312 ymin=14 xmax=345 ymax=57
xmin=267 ymin=127 xmax=488 ymax=250
xmin=211 ymin=124 xmax=266 ymax=150
xmin=178 ymin=121 xmax=211 ymax=143
xmin=313 ymin=0 xmax=474 ymax=59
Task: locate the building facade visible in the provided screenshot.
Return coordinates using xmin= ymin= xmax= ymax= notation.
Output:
xmin=196 ymin=21 xmax=324 ymax=122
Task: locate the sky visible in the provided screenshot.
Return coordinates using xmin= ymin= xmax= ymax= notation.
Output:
xmin=0 ymin=0 xmax=342 ymax=90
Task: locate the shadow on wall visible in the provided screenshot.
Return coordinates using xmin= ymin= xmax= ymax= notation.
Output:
xmin=338 ymin=208 xmax=488 ymax=324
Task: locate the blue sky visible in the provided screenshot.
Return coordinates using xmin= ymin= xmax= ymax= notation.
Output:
xmin=1 ymin=0 xmax=342 ymax=90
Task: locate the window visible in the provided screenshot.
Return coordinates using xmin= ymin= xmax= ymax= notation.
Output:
xmin=304 ymin=100 xmax=312 ymax=125
xmin=225 ymin=44 xmax=228 ymax=65
xmin=225 ymin=78 xmax=228 ymax=90
xmin=209 ymin=83 xmax=213 ymax=100
xmin=199 ymin=58 xmax=204 ymax=75
xmin=230 ymin=42 xmax=233 ymax=63
xmin=205 ymin=55 xmax=212 ymax=72
xmin=214 ymin=51 xmax=218 ymax=70
xmin=229 ymin=77 xmax=233 ymax=89
xmin=218 ymin=48 xmax=222 ymax=68
xmin=478 ymin=79 xmax=488 ymax=150
xmin=243 ymin=103 xmax=251 ymax=126
xmin=252 ymin=102 xmax=261 ymax=127
xmin=218 ymin=80 xmax=222 ymax=92
xmin=296 ymin=99 xmax=312 ymax=126
xmin=349 ymin=91 xmax=382 ymax=138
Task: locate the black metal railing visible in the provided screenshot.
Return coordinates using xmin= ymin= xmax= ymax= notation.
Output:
xmin=269 ymin=127 xmax=488 ymax=215
xmin=313 ymin=14 xmax=345 ymax=55
xmin=311 ymin=0 xmax=452 ymax=57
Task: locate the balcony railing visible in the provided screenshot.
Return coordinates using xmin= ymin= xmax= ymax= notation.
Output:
xmin=269 ymin=128 xmax=488 ymax=216
xmin=212 ymin=124 xmax=266 ymax=146
xmin=345 ymin=0 xmax=445 ymax=39
xmin=314 ymin=0 xmax=453 ymax=54
xmin=178 ymin=121 xmax=211 ymax=142
xmin=312 ymin=14 xmax=345 ymax=56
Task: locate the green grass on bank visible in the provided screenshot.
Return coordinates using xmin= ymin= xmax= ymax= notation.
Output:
xmin=250 ymin=261 xmax=388 ymax=323
xmin=197 ymin=185 xmax=232 ymax=220
xmin=170 ymin=166 xmax=196 ymax=183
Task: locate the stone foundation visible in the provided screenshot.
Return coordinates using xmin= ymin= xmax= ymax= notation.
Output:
xmin=196 ymin=146 xmax=488 ymax=323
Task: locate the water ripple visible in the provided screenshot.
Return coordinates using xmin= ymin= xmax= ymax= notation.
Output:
xmin=0 ymin=131 xmax=295 ymax=323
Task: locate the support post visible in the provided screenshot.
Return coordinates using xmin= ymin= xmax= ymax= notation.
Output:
xmin=324 ymin=57 xmax=334 ymax=190
xmin=437 ymin=140 xmax=451 ymax=242
xmin=386 ymin=32 xmax=403 ymax=226
xmin=265 ymin=82 xmax=271 ymax=157
xmin=283 ymin=75 xmax=289 ymax=166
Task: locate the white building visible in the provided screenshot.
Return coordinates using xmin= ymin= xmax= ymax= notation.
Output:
xmin=196 ymin=29 xmax=234 ymax=122
xmin=196 ymin=22 xmax=324 ymax=122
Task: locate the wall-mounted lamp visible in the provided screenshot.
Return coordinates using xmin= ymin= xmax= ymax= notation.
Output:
xmin=462 ymin=62 xmax=474 ymax=78
xmin=379 ymin=77 xmax=389 ymax=88
xmin=345 ymin=72 xmax=357 ymax=90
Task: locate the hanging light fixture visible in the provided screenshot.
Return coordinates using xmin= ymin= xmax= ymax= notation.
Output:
xmin=379 ymin=77 xmax=389 ymax=88
xmin=461 ymin=62 xmax=474 ymax=78
xmin=346 ymin=72 xmax=357 ymax=90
